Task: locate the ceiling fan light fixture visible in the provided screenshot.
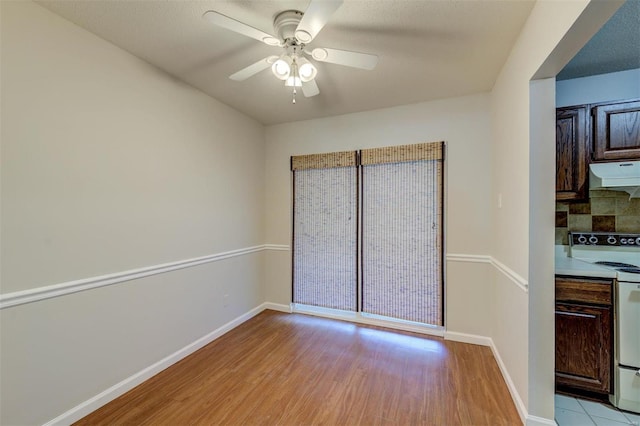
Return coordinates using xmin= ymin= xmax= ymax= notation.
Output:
xmin=285 ymin=76 xmax=303 ymax=87
xmin=286 ymin=57 xmax=302 ymax=87
xmin=205 ymin=0 xmax=377 ymax=104
xmin=271 ymin=55 xmax=292 ymax=80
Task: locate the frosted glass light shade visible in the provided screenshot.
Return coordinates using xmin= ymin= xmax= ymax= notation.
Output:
xmin=285 ymin=75 xmax=302 ymax=87
xmin=271 ymin=56 xmax=292 ymax=80
xmin=297 ymin=58 xmax=317 ymax=82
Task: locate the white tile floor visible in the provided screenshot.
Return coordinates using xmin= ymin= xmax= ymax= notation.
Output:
xmin=555 ymin=394 xmax=640 ymax=426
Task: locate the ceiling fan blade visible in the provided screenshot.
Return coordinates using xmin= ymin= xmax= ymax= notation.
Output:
xmin=203 ymin=11 xmax=281 ymax=46
xmin=294 ymin=0 xmax=343 ymax=43
xmin=310 ymin=47 xmax=378 ymax=70
xmin=229 ymin=56 xmax=278 ymax=81
xmin=302 ymin=80 xmax=320 ymax=97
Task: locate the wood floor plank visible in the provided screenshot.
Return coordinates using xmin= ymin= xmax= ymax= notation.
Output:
xmin=74 ymin=310 xmax=522 ymax=425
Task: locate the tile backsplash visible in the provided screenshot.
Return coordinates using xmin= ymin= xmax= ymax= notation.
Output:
xmin=556 ymin=190 xmax=640 ymax=245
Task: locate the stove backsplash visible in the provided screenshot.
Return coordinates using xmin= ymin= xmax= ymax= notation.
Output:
xmin=556 ymin=189 xmax=640 ymax=245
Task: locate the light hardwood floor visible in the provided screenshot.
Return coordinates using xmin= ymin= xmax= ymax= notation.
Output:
xmin=75 ymin=310 xmax=522 ymax=425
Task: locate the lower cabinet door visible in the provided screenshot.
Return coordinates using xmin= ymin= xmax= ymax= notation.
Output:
xmin=555 ymin=303 xmax=612 ymax=393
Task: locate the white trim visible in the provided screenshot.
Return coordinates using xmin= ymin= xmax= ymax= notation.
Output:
xmin=262 ymin=302 xmax=292 ymax=313
xmin=491 ymin=257 xmax=529 ymax=293
xmin=292 ymin=304 xmax=445 ymax=337
xmin=446 ymin=253 xmax=492 ymax=263
xmin=444 ymin=331 xmax=530 ymax=425
xmin=1 ymin=245 xmax=286 ymax=310
xmin=2 ymin=247 xmax=526 ymax=310
xmin=263 ymin=244 xmax=290 ymax=251
xmin=526 ymin=415 xmax=556 ymax=426
xmin=446 ymin=253 xmax=528 ymax=293
xmin=488 ymin=338 xmax=528 ymax=425
xmin=443 ymin=331 xmax=492 ymax=346
xmin=44 ymin=303 xmax=272 ymax=426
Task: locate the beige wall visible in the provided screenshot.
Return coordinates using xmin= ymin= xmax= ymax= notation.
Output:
xmin=528 ymin=77 xmax=557 ymax=424
xmin=1 ymin=1 xmax=265 ymax=293
xmin=490 ymin=0 xmax=622 ymax=422
xmin=264 ymin=93 xmax=494 ymax=336
xmin=1 ymin=0 xmax=626 ymax=424
xmin=0 ymin=1 xmax=265 ymax=424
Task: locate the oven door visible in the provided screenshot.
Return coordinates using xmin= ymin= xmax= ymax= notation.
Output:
xmin=618 ymin=281 xmax=640 ymax=368
xmin=612 ymin=365 xmax=640 ymax=413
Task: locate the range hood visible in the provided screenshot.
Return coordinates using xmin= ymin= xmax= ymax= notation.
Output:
xmin=590 ymin=161 xmax=640 ymax=198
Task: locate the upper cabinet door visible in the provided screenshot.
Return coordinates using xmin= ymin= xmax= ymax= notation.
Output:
xmin=593 ymin=99 xmax=640 ymax=161
xmin=557 ymin=106 xmax=589 ymax=201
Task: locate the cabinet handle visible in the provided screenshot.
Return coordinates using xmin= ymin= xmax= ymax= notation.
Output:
xmin=555 ymin=311 xmax=596 ymax=319
xmin=636 ymin=370 xmax=640 ymax=377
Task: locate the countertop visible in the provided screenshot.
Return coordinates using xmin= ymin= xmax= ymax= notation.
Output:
xmin=555 ymin=246 xmax=617 ymax=279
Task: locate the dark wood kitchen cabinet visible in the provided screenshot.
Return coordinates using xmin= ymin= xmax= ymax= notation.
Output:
xmin=555 ymin=276 xmax=613 ymax=395
xmin=593 ymin=99 xmax=640 ymax=161
xmin=556 ymin=106 xmax=590 ymax=201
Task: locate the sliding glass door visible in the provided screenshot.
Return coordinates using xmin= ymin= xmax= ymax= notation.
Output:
xmin=291 ymin=142 xmax=444 ymax=326
xmin=360 ymin=144 xmax=444 ymax=326
xmin=292 ymin=152 xmax=358 ymax=311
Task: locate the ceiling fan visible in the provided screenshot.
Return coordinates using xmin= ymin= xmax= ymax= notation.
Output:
xmin=203 ymin=0 xmax=378 ymax=103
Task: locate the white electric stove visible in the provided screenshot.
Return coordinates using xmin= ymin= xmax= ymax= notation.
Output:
xmin=570 ymin=232 xmax=640 ymax=414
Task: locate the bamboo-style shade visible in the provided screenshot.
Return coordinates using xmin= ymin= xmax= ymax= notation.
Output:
xmin=292 ymin=166 xmax=358 ymax=311
xmin=360 ymin=141 xmax=444 ymax=165
xmin=361 ymin=156 xmax=444 ymax=326
xmin=291 ymin=141 xmax=445 ymax=326
xmin=291 ymin=151 xmax=357 ymax=170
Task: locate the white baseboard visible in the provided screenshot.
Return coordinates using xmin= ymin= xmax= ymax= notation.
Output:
xmin=526 ymin=415 xmax=557 ymax=426
xmin=292 ymin=304 xmax=445 ymax=337
xmin=263 ymin=302 xmax=292 ymax=313
xmin=445 ymin=331 xmax=539 ymax=426
xmin=44 ymin=303 xmax=271 ymax=426
xmin=487 ymin=338 xmax=528 ymax=425
xmin=443 ymin=331 xmax=492 ymax=346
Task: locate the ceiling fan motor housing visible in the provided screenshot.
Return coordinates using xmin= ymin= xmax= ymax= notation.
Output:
xmin=274 ymin=10 xmax=304 ymax=44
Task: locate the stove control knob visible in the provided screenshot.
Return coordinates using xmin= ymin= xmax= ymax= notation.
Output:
xmin=628 ymin=239 xmax=636 ymax=245
xmin=621 ymin=238 xmax=628 ymax=245
xmin=578 ymin=235 xmax=587 ymax=244
xmin=607 ymin=236 xmax=617 ymax=245
xmin=589 ymin=235 xmax=598 ymax=244
xmin=636 ymin=237 xmax=640 ymax=245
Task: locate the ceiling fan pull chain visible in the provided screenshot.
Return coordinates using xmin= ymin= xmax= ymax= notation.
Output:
xmin=291 ymin=49 xmax=299 ymax=104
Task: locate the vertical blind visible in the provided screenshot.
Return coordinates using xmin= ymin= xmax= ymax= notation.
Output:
xmin=361 ymin=143 xmax=444 ymax=326
xmin=291 ymin=142 xmax=444 ymax=326
xmin=292 ymin=151 xmax=358 ymax=311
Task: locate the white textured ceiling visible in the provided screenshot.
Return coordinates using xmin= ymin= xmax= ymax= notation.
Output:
xmin=37 ymin=0 xmax=536 ymax=125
